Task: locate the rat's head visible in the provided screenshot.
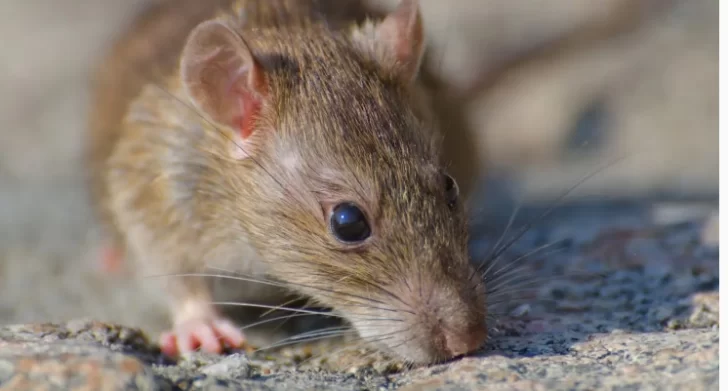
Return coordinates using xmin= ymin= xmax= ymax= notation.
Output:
xmin=179 ymin=0 xmax=487 ymax=364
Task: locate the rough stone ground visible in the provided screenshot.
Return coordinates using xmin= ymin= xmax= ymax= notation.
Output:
xmin=0 ymin=0 xmax=718 ymax=390
xmin=0 ymin=198 xmax=719 ymax=390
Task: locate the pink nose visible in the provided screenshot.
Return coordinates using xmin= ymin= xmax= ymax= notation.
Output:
xmin=444 ymin=324 xmax=487 ymax=357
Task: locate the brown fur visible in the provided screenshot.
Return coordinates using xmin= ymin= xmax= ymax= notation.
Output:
xmin=88 ymin=0 xmax=486 ymax=364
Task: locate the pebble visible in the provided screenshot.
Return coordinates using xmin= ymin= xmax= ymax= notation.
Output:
xmin=200 ymin=354 xmax=252 ymax=378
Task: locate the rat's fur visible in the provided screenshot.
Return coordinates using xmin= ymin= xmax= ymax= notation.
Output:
xmin=88 ymin=0 xmax=486 ymax=364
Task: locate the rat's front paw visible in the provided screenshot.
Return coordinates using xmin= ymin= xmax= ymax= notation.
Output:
xmin=159 ymin=317 xmax=245 ymax=357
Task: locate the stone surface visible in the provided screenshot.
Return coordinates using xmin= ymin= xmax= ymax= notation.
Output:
xmin=0 ymin=322 xmax=171 ymax=390
xmin=0 ymin=323 xmax=719 ymax=390
xmin=401 ymin=330 xmax=717 ymax=391
xmin=0 ymin=200 xmax=719 ymax=390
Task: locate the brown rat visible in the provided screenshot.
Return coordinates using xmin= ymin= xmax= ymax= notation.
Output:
xmin=87 ymin=0 xmax=487 ymax=364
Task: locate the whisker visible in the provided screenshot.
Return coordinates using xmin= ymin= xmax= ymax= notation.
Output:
xmin=211 ymin=301 xmax=340 ymax=317
xmin=486 ymin=277 xmax=567 ymax=297
xmin=378 ymin=334 xmax=416 ymax=356
xmin=295 ymin=333 xmax=401 ymax=367
xmin=254 ymin=332 xmax=356 ymax=353
xmin=281 ymin=326 xmax=354 ymax=340
xmin=486 ymin=272 xmax=605 ymax=299
xmin=345 ymin=268 xmax=415 ymax=314
xmin=258 ymin=321 xmax=409 ymax=357
xmin=259 ymin=296 xmax=306 ymax=320
xmin=486 ymin=296 xmax=567 ymax=308
xmin=205 ymin=266 xmax=396 ymax=309
xmin=146 ymin=270 xmax=399 ymax=314
xmin=475 ymin=193 xmax=524 ymax=278
xmin=255 ymin=324 xmax=409 ymax=354
xmin=482 ymin=248 xmax=564 ymax=302
xmin=216 ymin=300 xmax=403 ymax=324
xmin=240 ymin=313 xmax=316 ymax=331
xmin=483 ymin=264 xmax=533 ymax=287
xmin=482 ymin=156 xmax=629 ymax=270
xmin=144 ymin=271 xmax=288 ymax=288
xmin=482 ymin=248 xmax=574 ymax=293
xmin=482 ymin=239 xmax=568 ymax=282
xmin=295 ymin=339 xmax=366 ymax=366
xmin=486 ymin=289 xmax=545 ymax=305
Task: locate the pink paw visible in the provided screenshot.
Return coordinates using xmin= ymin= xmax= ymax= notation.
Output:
xmin=159 ymin=317 xmax=245 ymax=357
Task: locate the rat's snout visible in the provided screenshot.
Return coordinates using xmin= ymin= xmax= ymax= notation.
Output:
xmin=442 ymin=315 xmax=488 ymax=357
xmin=352 ymin=272 xmax=488 ymax=364
xmin=421 ymin=284 xmax=488 ymax=360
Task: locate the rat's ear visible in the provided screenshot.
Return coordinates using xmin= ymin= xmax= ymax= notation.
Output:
xmin=352 ymin=0 xmax=425 ymax=82
xmin=181 ymin=20 xmax=267 ymax=160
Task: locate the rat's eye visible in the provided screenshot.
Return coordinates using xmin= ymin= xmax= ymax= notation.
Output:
xmin=444 ymin=174 xmax=459 ymax=209
xmin=330 ymin=203 xmax=371 ymax=243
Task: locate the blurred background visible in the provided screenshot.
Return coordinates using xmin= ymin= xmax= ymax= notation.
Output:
xmin=0 ymin=0 xmax=717 ymax=338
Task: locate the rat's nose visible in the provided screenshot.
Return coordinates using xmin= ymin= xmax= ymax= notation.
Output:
xmin=428 ymin=285 xmax=488 ymax=359
xmin=379 ymin=273 xmax=489 ymax=363
xmin=443 ymin=323 xmax=487 ymax=357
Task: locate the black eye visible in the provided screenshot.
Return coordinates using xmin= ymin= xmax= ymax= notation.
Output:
xmin=444 ymin=174 xmax=459 ymax=209
xmin=330 ymin=203 xmax=371 ymax=243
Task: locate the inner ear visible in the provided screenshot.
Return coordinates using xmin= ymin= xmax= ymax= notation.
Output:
xmin=353 ymin=0 xmax=425 ymax=82
xmin=180 ymin=20 xmax=268 ymax=152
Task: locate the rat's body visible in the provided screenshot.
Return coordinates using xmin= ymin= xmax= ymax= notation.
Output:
xmin=87 ymin=0 xmax=487 ymax=364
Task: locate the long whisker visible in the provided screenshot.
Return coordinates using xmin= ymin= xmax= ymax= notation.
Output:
xmin=487 ymin=269 xmax=606 ymax=293
xmin=486 ymin=272 xmax=606 ymax=300
xmin=240 ymin=313 xmax=316 ymax=331
xmin=486 ymin=295 xmax=568 ymax=308
xmin=481 ymin=249 xmax=574 ymax=296
xmin=469 ymin=240 xmax=564 ymax=294
xmin=481 ymin=239 xmax=568 ymax=282
xmin=280 ymin=326 xmax=355 ymax=340
xmin=145 ymin=270 xmax=397 ymax=313
xmin=212 ymin=301 xmax=403 ymax=324
xmin=211 ymin=301 xmax=339 ymax=316
xmin=476 ymin=194 xmax=524 ymax=277
xmin=336 ymin=259 xmax=416 ymax=314
xmin=206 ymin=266 xmax=397 ymax=310
xmin=296 ymin=333 xmax=401 ymax=367
xmin=254 ymin=324 xmax=407 ymax=354
xmin=483 ymin=155 xmax=629 ymax=269
xmin=379 ymin=334 xmax=417 ymax=357
xmin=254 ymin=332 xmax=356 ymax=353
xmin=258 ymin=296 xmax=305 ymax=320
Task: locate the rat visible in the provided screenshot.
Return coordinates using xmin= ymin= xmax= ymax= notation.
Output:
xmin=86 ymin=0 xmax=487 ymax=365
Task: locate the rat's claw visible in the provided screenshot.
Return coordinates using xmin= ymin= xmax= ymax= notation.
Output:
xmin=159 ymin=318 xmax=246 ymax=357
xmin=159 ymin=331 xmax=179 ymax=357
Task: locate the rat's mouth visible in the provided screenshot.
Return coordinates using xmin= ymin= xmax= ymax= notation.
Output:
xmin=341 ymin=286 xmax=488 ymax=365
xmin=346 ymin=317 xmax=486 ymax=365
